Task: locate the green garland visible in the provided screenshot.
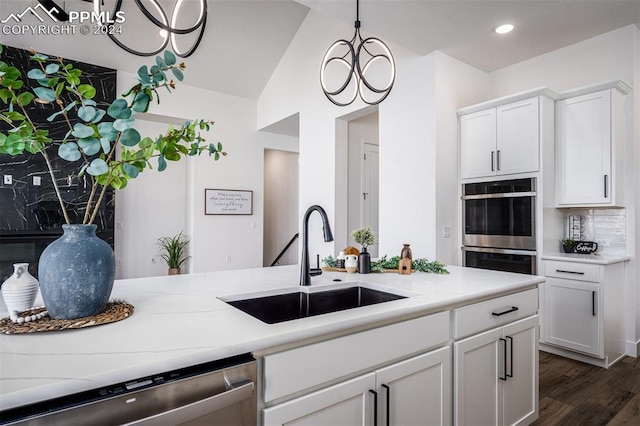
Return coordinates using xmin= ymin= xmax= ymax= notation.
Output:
xmin=322 ymin=254 xmax=449 ymax=274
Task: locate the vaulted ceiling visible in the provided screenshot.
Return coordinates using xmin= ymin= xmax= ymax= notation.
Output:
xmin=1 ymin=1 xmax=639 ymax=100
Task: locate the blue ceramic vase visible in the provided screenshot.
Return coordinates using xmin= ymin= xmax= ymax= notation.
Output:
xmin=38 ymin=224 xmax=115 ymax=319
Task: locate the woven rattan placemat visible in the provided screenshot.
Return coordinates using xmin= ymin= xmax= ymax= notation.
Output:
xmin=0 ymin=301 xmax=134 ymax=334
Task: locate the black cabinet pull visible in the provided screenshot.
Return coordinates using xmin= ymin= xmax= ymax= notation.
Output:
xmin=381 ymin=384 xmax=390 ymax=426
xmin=369 ymin=389 xmax=378 ymax=426
xmin=556 ymin=269 xmax=585 ymax=275
xmin=492 ymin=306 xmax=519 ymax=317
xmin=491 ymin=151 xmax=495 ymax=171
xmin=497 ymin=150 xmax=501 ymax=171
xmin=604 ymin=175 xmax=608 ymax=198
xmin=499 ymin=338 xmax=507 ymax=381
xmin=592 ymin=291 xmax=596 ymax=316
xmin=506 ymin=336 xmax=514 ymax=378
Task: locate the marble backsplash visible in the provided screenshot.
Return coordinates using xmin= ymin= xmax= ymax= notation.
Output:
xmin=0 ymin=45 xmax=116 ymax=235
xmin=563 ymin=208 xmax=627 ymax=255
xmin=0 ymin=46 xmax=116 ymax=280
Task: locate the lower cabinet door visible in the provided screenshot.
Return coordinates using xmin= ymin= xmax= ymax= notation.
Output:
xmin=375 ymin=346 xmax=452 ymax=426
xmin=502 ymin=316 xmax=539 ymax=426
xmin=544 ymin=278 xmax=601 ymax=356
xmin=262 ymin=373 xmax=376 ymax=426
xmin=454 ymin=327 xmax=503 ymax=425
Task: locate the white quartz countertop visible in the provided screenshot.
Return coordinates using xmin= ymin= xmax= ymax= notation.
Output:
xmin=0 ymin=265 xmax=543 ymax=411
xmin=542 ymin=252 xmax=631 ymax=264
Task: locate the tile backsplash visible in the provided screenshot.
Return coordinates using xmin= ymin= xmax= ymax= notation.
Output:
xmin=564 ymin=208 xmax=627 ymax=255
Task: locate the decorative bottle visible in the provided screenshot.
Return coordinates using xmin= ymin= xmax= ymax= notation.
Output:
xmin=401 ymin=244 xmax=412 ymax=260
xmin=1 ymin=263 xmax=39 ymax=313
xmin=337 ymin=251 xmax=346 ymax=269
xmin=358 ymin=247 xmax=371 ymax=274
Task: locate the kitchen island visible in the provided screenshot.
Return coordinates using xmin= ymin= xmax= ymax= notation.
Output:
xmin=0 ymin=265 xmax=543 ymax=423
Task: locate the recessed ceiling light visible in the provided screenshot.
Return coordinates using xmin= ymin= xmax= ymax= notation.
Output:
xmin=495 ymin=24 xmax=514 ymax=34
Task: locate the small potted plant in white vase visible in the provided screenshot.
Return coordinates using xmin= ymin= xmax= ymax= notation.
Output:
xmin=352 ymin=226 xmax=376 ymax=274
xmin=157 ymin=231 xmax=191 ymax=275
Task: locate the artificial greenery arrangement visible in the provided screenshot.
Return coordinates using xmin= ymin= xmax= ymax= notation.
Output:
xmin=0 ymin=45 xmax=225 ymax=225
xmin=322 ymin=254 xmax=449 ymax=274
xmin=157 ymin=231 xmax=191 ymax=272
xmin=371 ymin=255 xmax=449 ymax=274
xmin=351 ymin=226 xmax=376 ymax=249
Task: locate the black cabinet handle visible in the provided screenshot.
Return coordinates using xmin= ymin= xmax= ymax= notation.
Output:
xmin=506 ymin=336 xmax=514 ymax=378
xmin=381 ymin=384 xmax=390 ymax=426
xmin=497 ymin=150 xmax=501 ymax=171
xmin=369 ymin=389 xmax=378 ymax=426
xmin=556 ymin=269 xmax=585 ymax=275
xmin=604 ymin=175 xmax=608 ymax=198
xmin=499 ymin=338 xmax=507 ymax=381
xmin=491 ymin=151 xmax=495 ymax=171
xmin=492 ymin=306 xmax=519 ymax=317
xmin=592 ymin=291 xmax=596 ymax=316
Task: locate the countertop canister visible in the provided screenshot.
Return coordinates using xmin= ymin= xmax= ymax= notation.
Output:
xmin=1 ymin=263 xmax=39 ymax=313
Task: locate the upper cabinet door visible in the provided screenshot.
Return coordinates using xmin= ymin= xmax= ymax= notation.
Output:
xmin=496 ymin=98 xmax=540 ymax=176
xmin=556 ymin=89 xmax=612 ymax=206
xmin=460 ymin=109 xmax=497 ymax=179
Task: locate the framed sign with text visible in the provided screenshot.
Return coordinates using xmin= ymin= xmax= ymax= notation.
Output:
xmin=205 ymin=189 xmax=253 ymax=215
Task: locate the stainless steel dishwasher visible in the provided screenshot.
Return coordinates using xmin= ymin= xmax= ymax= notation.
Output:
xmin=0 ymin=353 xmax=257 ymax=425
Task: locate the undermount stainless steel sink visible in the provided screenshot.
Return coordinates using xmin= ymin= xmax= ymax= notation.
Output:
xmin=221 ymin=286 xmax=407 ymax=324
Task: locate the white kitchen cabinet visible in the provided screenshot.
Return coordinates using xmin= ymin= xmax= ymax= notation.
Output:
xmin=555 ymin=82 xmax=630 ymax=207
xmin=264 ymin=347 xmax=451 ymax=426
xmin=263 ymin=373 xmax=376 ymax=425
xmin=375 ymin=347 xmax=451 ymax=426
xmin=460 ymin=108 xmax=497 ymax=179
xmin=454 ymin=315 xmax=538 ymax=426
xmin=451 ymin=289 xmax=538 ymax=426
xmin=540 ymin=259 xmax=626 ymax=367
xmin=459 ymin=94 xmax=551 ymax=180
xmin=260 ymin=312 xmax=452 ymax=425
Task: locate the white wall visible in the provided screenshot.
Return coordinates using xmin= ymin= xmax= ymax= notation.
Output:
xmin=114 ymin=120 xmax=189 ymax=279
xmin=433 ymin=52 xmax=490 ymax=266
xmin=487 ymin=24 xmax=639 ymax=355
xmin=347 ymin=112 xmax=379 ymax=253
xmin=259 ymin=10 xmax=459 ymax=262
xmin=112 ymin=71 xmax=274 ymax=276
xmin=264 ymin=149 xmax=299 ymax=267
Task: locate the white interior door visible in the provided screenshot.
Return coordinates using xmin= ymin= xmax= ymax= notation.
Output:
xmin=361 ymin=142 xmax=379 ymax=258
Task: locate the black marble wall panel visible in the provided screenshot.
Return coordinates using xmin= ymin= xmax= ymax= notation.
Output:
xmin=0 ymin=46 xmax=116 ymax=280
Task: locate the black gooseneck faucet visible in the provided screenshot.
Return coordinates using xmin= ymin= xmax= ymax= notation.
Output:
xmin=300 ymin=205 xmax=334 ymax=286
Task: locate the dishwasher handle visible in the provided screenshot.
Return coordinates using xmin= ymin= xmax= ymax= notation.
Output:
xmin=124 ymin=380 xmax=255 ymax=426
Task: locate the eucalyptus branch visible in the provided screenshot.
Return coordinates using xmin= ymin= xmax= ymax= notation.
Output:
xmin=1 ymin=46 xmax=225 ymax=228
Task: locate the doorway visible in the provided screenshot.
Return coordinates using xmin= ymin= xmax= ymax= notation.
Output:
xmin=361 ymin=142 xmax=379 ymax=258
xmin=346 ymin=111 xmax=379 ymax=258
xmin=263 ymin=149 xmax=299 ymax=266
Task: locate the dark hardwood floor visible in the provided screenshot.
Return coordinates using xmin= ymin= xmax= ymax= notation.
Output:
xmin=533 ymin=351 xmax=640 ymax=425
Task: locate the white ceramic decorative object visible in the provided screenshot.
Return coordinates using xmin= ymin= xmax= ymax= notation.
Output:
xmin=345 ymin=255 xmax=358 ymax=273
xmin=1 ymin=263 xmax=39 ymax=313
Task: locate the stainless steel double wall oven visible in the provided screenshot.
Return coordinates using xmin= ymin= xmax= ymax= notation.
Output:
xmin=462 ymin=178 xmax=537 ymax=274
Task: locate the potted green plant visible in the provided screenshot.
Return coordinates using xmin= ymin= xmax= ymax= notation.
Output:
xmin=0 ymin=45 xmax=226 ymax=319
xmin=561 ymin=238 xmax=576 ymax=253
xmin=157 ymin=232 xmax=191 ymax=275
xmin=351 ymin=226 xmax=376 ymax=274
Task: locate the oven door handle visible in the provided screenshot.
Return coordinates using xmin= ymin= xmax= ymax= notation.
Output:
xmin=462 ymin=246 xmax=537 ymax=256
xmin=123 ymin=380 xmax=255 ymax=425
xmin=462 ymin=191 xmax=536 ymax=200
